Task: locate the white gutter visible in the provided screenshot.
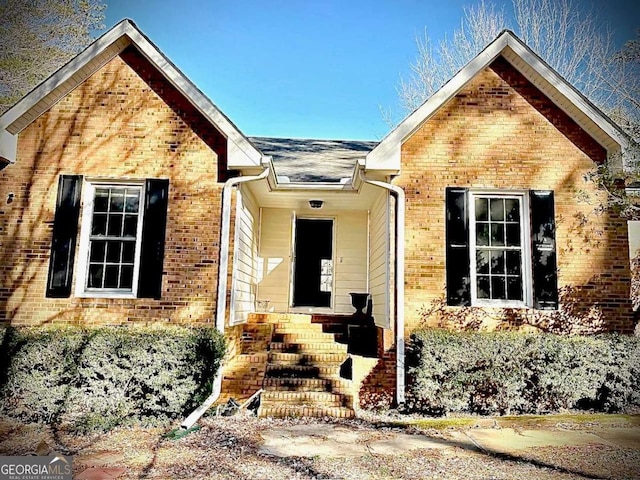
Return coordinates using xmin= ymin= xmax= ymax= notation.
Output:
xmin=181 ymin=164 xmax=270 ymax=429
xmin=358 ymin=168 xmax=405 ymax=405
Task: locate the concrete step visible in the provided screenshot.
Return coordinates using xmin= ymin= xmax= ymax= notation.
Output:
xmin=261 ymin=390 xmax=353 ymax=408
xmin=263 ymin=377 xmax=351 ymax=394
xmin=268 ymin=351 xmax=348 ymax=365
xmin=265 ymin=363 xmax=344 ymax=379
xmin=269 ymin=341 xmax=349 ymax=354
xmin=258 ymin=404 xmax=355 ymax=418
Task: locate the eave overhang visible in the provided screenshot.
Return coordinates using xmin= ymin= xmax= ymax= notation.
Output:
xmin=0 ymin=19 xmax=262 ymax=168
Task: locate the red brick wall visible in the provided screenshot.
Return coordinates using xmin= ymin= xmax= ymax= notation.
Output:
xmin=0 ymin=46 xmax=229 ymax=326
xmin=398 ymin=56 xmax=634 ymax=334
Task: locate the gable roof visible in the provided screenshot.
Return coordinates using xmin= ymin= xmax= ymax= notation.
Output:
xmin=250 ymin=137 xmax=377 ymax=183
xmin=0 ymin=19 xmax=262 ymax=168
xmin=366 ymin=29 xmax=635 ymax=174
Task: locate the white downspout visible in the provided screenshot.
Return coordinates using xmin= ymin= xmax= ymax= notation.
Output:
xmin=216 ymin=165 xmax=271 ymax=332
xmin=181 ymin=164 xmax=270 ymax=429
xmin=358 ymin=168 xmax=405 ymax=405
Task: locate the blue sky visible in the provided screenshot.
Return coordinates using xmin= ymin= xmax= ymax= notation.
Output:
xmin=104 ymin=0 xmax=638 ymax=141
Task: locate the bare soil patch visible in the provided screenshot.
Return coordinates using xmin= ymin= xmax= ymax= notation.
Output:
xmin=1 ymin=414 xmax=639 ymax=479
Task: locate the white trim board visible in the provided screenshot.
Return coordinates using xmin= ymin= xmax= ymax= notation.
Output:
xmin=366 ymin=30 xmax=634 ymax=174
xmin=0 ymin=19 xmax=262 ymax=168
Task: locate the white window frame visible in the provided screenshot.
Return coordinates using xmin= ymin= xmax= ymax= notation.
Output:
xmin=75 ymin=179 xmax=146 ymax=298
xmin=468 ymin=190 xmax=533 ymax=308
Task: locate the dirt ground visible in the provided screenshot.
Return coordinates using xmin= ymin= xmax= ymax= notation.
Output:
xmin=1 ymin=414 xmax=639 ymax=479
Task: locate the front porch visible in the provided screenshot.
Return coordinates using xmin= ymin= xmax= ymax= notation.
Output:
xmin=218 ymin=313 xmax=388 ymax=418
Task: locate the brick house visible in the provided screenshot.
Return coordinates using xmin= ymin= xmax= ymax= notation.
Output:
xmin=0 ymin=20 xmax=636 ymax=414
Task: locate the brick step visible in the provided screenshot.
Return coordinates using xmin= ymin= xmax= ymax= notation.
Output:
xmin=261 ymin=390 xmax=353 ymax=408
xmin=265 ymin=363 xmax=344 ymax=379
xmin=272 ymin=332 xmax=338 ymax=343
xmin=268 ymin=352 xmax=348 ymax=365
xmin=269 ymin=341 xmax=349 ymax=354
xmin=270 ymin=323 xmax=325 ymax=333
xmin=249 ymin=313 xmax=313 ymax=324
xmin=263 ymin=377 xmax=351 ymax=394
xmin=258 ymin=404 xmax=355 ymax=418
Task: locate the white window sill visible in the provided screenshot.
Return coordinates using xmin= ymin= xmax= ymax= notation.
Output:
xmin=75 ymin=291 xmax=137 ymax=299
xmin=472 ymin=300 xmax=529 ymax=309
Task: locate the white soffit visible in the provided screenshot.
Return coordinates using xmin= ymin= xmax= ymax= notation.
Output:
xmin=366 ymin=30 xmax=630 ymax=172
xmin=0 ymin=19 xmax=262 ymax=167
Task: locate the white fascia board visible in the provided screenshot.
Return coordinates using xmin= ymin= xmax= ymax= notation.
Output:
xmin=0 ymin=21 xmax=131 ymax=132
xmin=0 ymin=19 xmax=262 ymax=169
xmin=504 ymin=35 xmax=630 ymax=153
xmin=366 ymin=34 xmax=509 ymax=172
xmin=111 ymin=23 xmax=262 ymax=169
xmin=367 ymin=30 xmax=632 ymax=173
xmin=0 ymin=130 xmax=17 ymax=164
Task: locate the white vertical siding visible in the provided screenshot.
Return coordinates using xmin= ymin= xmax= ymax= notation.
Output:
xmin=256 ymin=208 xmax=368 ymax=313
xmin=368 ymin=191 xmax=390 ymax=327
xmin=230 ymin=187 xmax=259 ymax=324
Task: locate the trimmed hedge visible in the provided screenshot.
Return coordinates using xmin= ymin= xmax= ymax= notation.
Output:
xmin=406 ymin=329 xmax=640 ymax=416
xmin=0 ymin=325 xmax=225 ymax=431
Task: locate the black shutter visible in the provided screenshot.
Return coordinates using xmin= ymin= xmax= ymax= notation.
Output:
xmin=46 ymin=175 xmax=83 ymax=298
xmin=530 ymin=190 xmax=558 ymax=310
xmin=137 ymin=179 xmax=169 ymax=299
xmin=446 ymin=187 xmax=471 ymax=306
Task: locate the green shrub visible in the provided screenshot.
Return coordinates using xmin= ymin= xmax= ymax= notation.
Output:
xmin=0 ymin=325 xmax=225 ymax=431
xmin=406 ymin=329 xmax=640 ymax=416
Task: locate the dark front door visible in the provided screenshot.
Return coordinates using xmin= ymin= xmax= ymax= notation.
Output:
xmin=292 ymin=218 xmax=333 ymax=307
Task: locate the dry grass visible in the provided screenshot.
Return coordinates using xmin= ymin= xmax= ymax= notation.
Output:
xmin=1 ymin=414 xmax=639 ymax=479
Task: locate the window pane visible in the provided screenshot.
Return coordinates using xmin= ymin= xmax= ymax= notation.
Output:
xmin=104 ymin=265 xmax=119 ymax=288
xmin=475 ymin=198 xmax=488 ymax=221
xmin=490 ymin=198 xmax=504 ymax=221
xmin=125 ymin=192 xmax=139 ymax=213
xmin=476 ymin=224 xmax=489 ymax=246
xmin=120 ymin=265 xmax=134 ymax=289
xmin=88 ymin=264 xmax=103 ymax=288
xmin=506 ymin=223 xmax=521 ymax=247
xmin=94 ymin=189 xmax=109 ymax=212
xmin=122 ymin=242 xmax=135 ymax=264
xmin=477 ymin=276 xmax=490 ymax=299
xmin=123 ymin=215 xmax=138 ymax=237
xmin=91 ymin=213 xmax=107 ymax=235
xmin=89 ymin=240 xmax=106 ymax=262
xmin=490 ymin=224 xmax=505 ymax=246
xmin=490 ymin=251 xmax=505 ymax=274
xmin=506 ymin=251 xmax=522 ymax=275
xmin=86 ymin=185 xmax=142 ymax=292
xmin=109 ymin=191 xmax=125 ymax=212
xmin=491 ymin=276 xmax=506 ymax=299
xmin=505 ymin=199 xmax=520 ymax=222
xmin=106 ymin=241 xmax=122 ymax=263
xmin=107 ymin=214 xmax=123 ymax=236
xmin=476 ymin=250 xmax=489 ymax=274
xmin=507 ymin=276 xmax=523 ymax=301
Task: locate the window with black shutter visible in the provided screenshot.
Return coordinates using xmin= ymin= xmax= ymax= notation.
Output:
xmin=445 ymin=187 xmax=558 ymax=309
xmin=530 ymin=190 xmax=558 ymax=310
xmin=69 ymin=177 xmax=169 ymax=299
xmin=46 ymin=175 xmax=83 ymax=298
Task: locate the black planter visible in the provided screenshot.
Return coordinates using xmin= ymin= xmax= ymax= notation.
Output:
xmin=349 ymin=292 xmax=370 ymax=316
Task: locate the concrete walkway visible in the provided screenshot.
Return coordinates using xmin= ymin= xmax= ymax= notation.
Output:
xmin=259 ymin=423 xmax=640 ymax=458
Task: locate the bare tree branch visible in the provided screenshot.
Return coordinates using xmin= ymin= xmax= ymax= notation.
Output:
xmin=0 ymin=0 xmax=106 ymax=113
